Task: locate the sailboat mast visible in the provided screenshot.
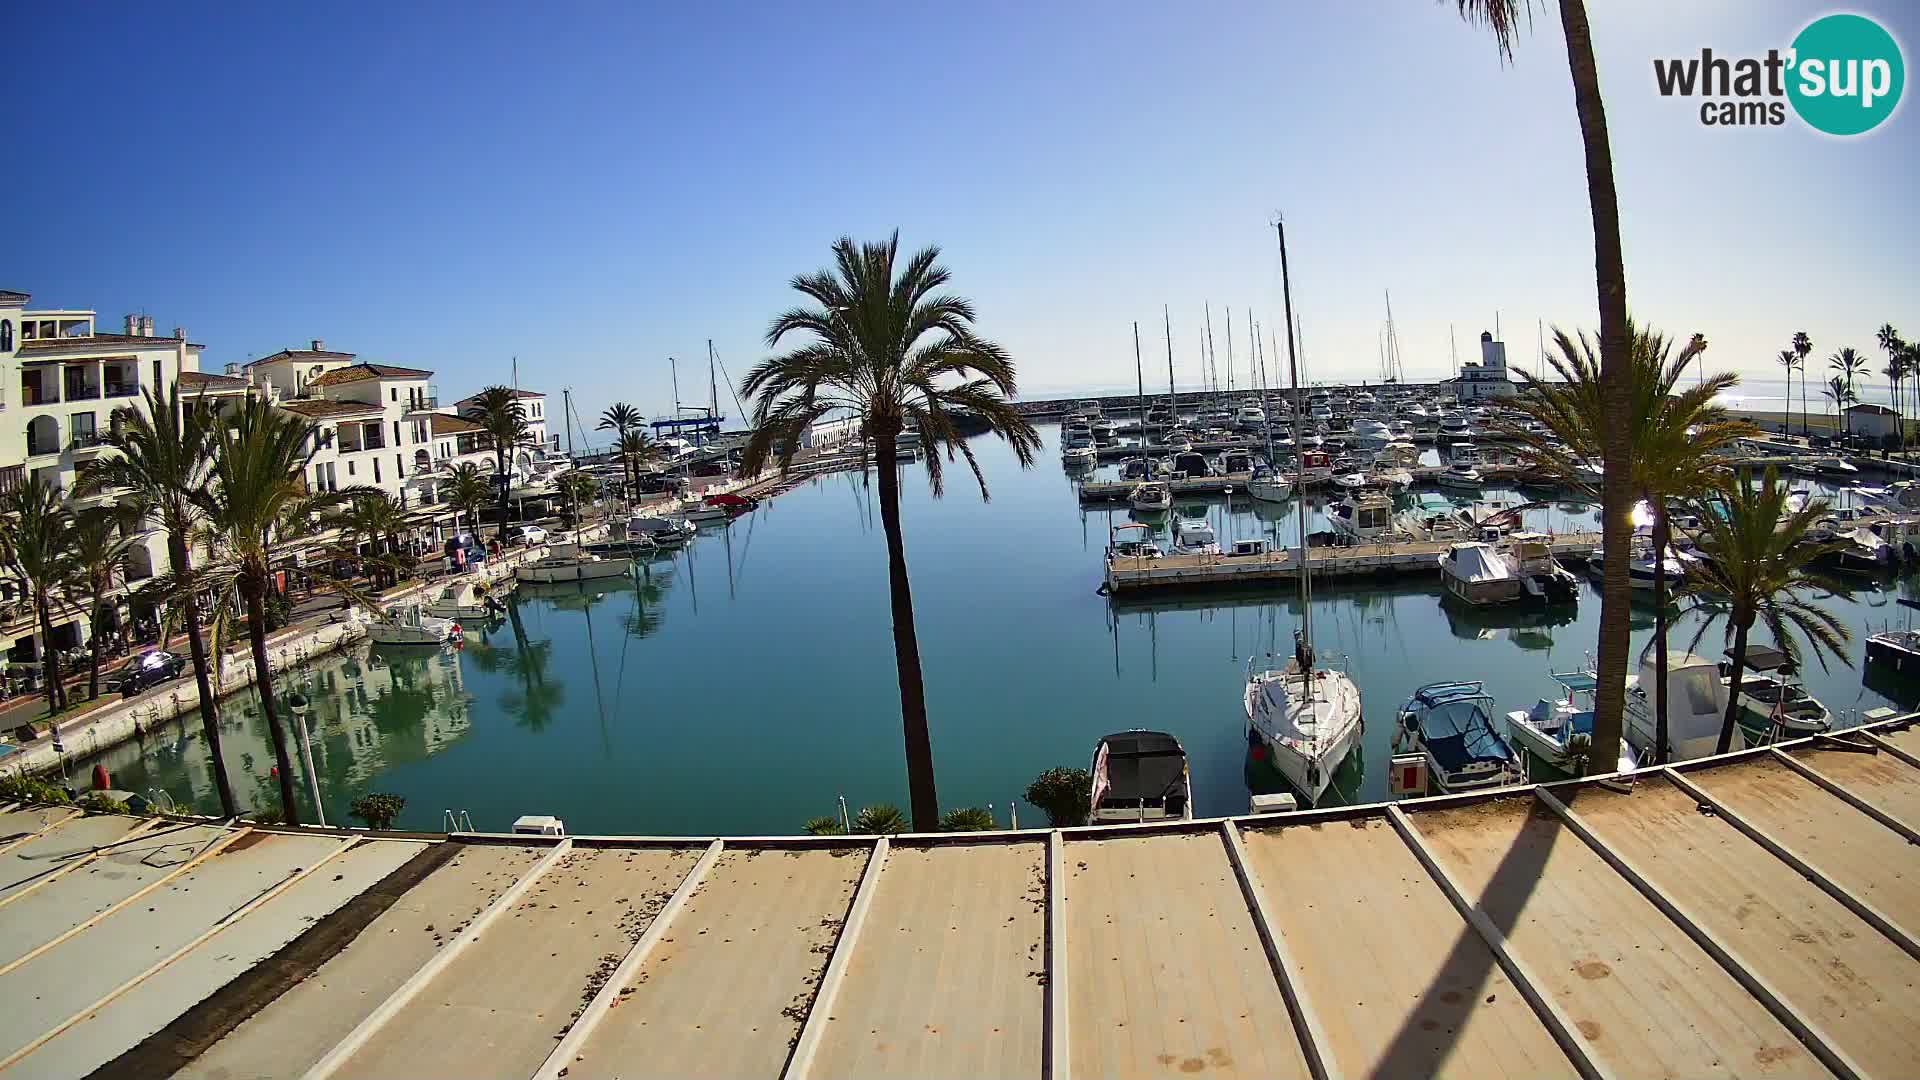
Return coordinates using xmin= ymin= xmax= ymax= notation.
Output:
xmin=1224 ymin=307 xmax=1235 ymax=405
xmin=1163 ymin=307 xmax=1176 ymax=417
xmin=708 ymin=339 xmax=719 ymax=431
xmin=1275 ymin=218 xmax=1313 ymax=687
xmin=563 ymin=387 xmax=580 ymax=543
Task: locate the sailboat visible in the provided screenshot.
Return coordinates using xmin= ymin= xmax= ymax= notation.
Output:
xmin=1244 ymin=217 xmax=1366 ymax=807
xmin=1246 ymin=311 xmax=1293 ymax=504
xmin=519 ymin=388 xmax=634 ymax=585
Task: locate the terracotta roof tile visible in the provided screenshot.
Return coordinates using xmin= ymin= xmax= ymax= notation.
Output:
xmin=280 ymin=399 xmax=383 ymax=419
xmin=308 ymin=362 xmax=433 ymax=387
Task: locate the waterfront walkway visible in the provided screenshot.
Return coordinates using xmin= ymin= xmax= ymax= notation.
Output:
xmin=1 ymin=716 xmax=1916 ymax=1078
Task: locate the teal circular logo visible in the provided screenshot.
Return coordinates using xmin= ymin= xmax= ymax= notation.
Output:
xmin=1788 ymin=13 xmax=1904 ymax=135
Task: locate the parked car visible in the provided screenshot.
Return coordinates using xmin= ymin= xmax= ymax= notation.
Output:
xmin=511 ymin=525 xmax=549 ymax=546
xmin=119 ymin=650 xmax=187 ymax=696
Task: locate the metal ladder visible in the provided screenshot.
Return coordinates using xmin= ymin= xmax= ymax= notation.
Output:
xmin=442 ymin=809 xmax=475 ymax=833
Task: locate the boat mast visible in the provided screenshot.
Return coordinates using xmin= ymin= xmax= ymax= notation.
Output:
xmin=563 ymin=387 xmax=581 ymax=545
xmin=1224 ymin=307 xmax=1235 ymax=406
xmin=1133 ymin=321 xmax=1146 ymax=429
xmin=1163 ymin=307 xmax=1176 ymax=422
xmin=1275 ymin=218 xmax=1313 ymax=695
xmin=708 ymin=339 xmax=719 ymax=443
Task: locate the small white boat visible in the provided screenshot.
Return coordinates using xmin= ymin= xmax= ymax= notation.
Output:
xmin=1245 ymin=662 xmax=1365 ymax=807
xmin=517 ymin=544 xmax=635 ymax=584
xmin=1327 ymin=489 xmax=1396 ymax=544
xmin=1505 ymin=670 xmax=1641 ymax=780
xmin=1129 ymin=482 xmax=1172 ymax=514
xmin=1062 ymin=436 xmax=1098 ymax=465
xmin=1169 ymin=511 xmax=1220 ymax=556
xmin=1350 ymin=418 xmax=1393 ymax=450
xmin=1088 ymin=730 xmax=1194 ymax=823
xmin=1393 ymin=681 xmax=1526 ymax=794
xmin=1723 ymin=645 xmax=1832 ymax=746
xmin=1437 ymin=462 xmax=1484 ymax=489
xmin=1246 ymin=463 xmax=1292 ymax=504
xmin=423 ymin=579 xmax=508 ymax=620
xmin=627 ymin=515 xmax=696 ymax=546
xmin=1439 ymin=541 xmax=1521 ymax=605
xmin=367 ymin=604 xmax=461 ymax=647
xmin=1624 ymin=652 xmax=1729 ymax=762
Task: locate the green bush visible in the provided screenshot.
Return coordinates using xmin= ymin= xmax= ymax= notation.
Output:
xmin=851 ymin=804 xmax=907 ymax=835
xmin=802 ymin=815 xmax=847 ymax=836
xmin=76 ymin=791 xmax=129 ymax=814
xmin=0 ymin=772 xmax=71 ymax=806
xmin=1024 ymin=767 xmax=1092 ymax=827
xmin=349 ymin=792 xmax=407 ymax=831
xmin=939 ymin=806 xmax=996 ymax=832
xmin=248 ymin=807 xmax=286 ymax=826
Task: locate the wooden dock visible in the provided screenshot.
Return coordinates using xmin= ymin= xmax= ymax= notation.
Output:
xmin=1079 ymin=464 xmax=1542 ymax=501
xmin=1102 ymin=531 xmax=1602 ymax=592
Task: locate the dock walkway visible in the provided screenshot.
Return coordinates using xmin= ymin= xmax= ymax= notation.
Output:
xmin=1103 ymin=530 xmax=1602 ymax=592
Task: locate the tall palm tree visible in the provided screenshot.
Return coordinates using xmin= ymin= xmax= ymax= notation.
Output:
xmin=556 ymin=471 xmax=599 ymax=536
xmin=1823 ymin=375 xmax=1852 ymax=430
xmin=1830 ymin=347 xmax=1869 ymax=440
xmin=1879 ymin=324 xmax=1907 ymax=449
xmin=1792 ymin=331 xmax=1813 ymax=437
xmin=616 ymin=429 xmax=655 ymax=490
xmin=1775 ymin=349 xmax=1800 ymax=436
xmin=439 ymin=460 xmax=492 ymax=538
xmin=0 ymin=479 xmax=76 ymax=716
xmin=741 ymin=233 xmax=1040 ymax=831
xmin=464 ymin=387 xmax=530 ymax=536
xmin=1676 ymin=467 xmax=1849 ymax=754
xmin=78 ymin=386 xmax=236 ymax=816
xmin=1496 ymin=323 xmax=1755 ymax=762
xmin=1449 ymin=0 xmax=1634 ymax=769
xmin=597 ymin=403 xmax=643 ymax=494
xmin=68 ymin=509 xmax=138 ymax=701
xmin=191 ymin=397 xmax=359 ymax=824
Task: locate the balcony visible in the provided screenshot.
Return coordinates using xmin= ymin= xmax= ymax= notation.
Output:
xmin=20 ymin=383 xmax=58 ymax=407
xmin=63 ymin=380 xmax=101 ymax=402
xmin=69 ymin=430 xmax=107 ymax=454
xmin=25 ymin=431 xmax=60 ymax=457
xmin=104 ymin=382 xmax=138 ymax=399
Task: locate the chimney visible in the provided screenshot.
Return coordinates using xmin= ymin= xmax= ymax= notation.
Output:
xmin=124 ymin=314 xmax=139 ymax=335
xmin=311 ymin=339 xmax=325 ymax=353
xmin=172 ymin=325 xmax=185 ymax=342
xmin=142 ymin=315 xmax=156 ymax=337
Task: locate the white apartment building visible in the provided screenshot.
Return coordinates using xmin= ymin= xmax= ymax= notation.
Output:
xmin=0 ymin=291 xmax=243 ymax=659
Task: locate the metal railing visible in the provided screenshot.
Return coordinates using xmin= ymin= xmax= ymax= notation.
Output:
xmin=68 ymin=430 xmax=104 ymax=451
xmin=63 ymin=384 xmax=101 ymax=401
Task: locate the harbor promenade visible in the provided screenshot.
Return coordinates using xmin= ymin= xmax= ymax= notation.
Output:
xmin=1 ymin=715 xmax=1915 ymax=1078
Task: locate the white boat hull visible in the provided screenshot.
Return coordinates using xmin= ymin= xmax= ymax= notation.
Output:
xmin=1245 ymin=670 xmax=1364 ymax=806
xmin=1247 ymin=479 xmax=1293 ymax=504
xmin=517 ymin=558 xmax=635 ymax=584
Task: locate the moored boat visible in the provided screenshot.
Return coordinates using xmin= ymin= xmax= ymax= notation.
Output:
xmin=1504 ymin=670 xmax=1641 ymax=781
xmin=1393 ymin=681 xmax=1526 ymax=793
xmin=516 ymin=543 xmax=635 ymax=584
xmin=367 ymin=604 xmax=461 ymax=647
xmin=423 ymin=579 xmax=508 ymax=620
xmin=1088 ymin=730 xmax=1194 ymax=822
xmin=1129 ymin=482 xmax=1172 ymax=514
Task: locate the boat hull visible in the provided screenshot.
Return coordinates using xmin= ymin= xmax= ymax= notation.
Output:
xmin=516 ymin=558 xmax=635 ymax=584
xmin=1246 ymin=479 xmax=1293 ymax=504
xmin=1441 ymin=572 xmax=1522 ymax=606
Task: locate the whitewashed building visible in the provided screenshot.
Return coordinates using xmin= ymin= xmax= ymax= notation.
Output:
xmin=1446 ymin=331 xmax=1517 ymax=402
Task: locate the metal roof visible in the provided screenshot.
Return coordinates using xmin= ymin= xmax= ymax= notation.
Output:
xmin=6 ymin=715 xmax=1920 ymax=1079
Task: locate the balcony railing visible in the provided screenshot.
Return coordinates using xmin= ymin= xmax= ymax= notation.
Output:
xmin=64 ymin=384 xmax=101 ymax=402
xmin=21 ymin=387 xmax=58 ymax=407
xmin=25 ymin=435 xmax=60 ymax=456
xmin=104 ymin=382 xmax=138 ymax=399
xmin=0 ymin=465 xmax=23 ymax=494
xmin=69 ymin=430 xmax=105 ymax=451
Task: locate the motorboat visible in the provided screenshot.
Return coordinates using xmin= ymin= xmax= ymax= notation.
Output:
xmin=1076 ymin=399 xmax=1104 ymax=419
xmin=683 ymin=492 xmax=758 ymax=522
xmin=1439 ymin=413 xmax=1471 ymax=437
xmin=367 ymin=604 xmax=461 ymax=647
xmin=1106 ymin=521 xmax=1162 ymax=561
xmin=1119 ymin=457 xmax=1154 ymax=481
xmin=1350 ymin=418 xmax=1393 ymax=450
xmin=627 ymin=514 xmax=696 ymax=546
xmin=1393 ymin=682 xmax=1526 ymax=794
xmin=1504 ymin=670 xmax=1641 ymax=781
xmin=1245 ymin=662 xmax=1365 ymax=807
xmin=1088 ymin=730 xmax=1194 ymax=823
xmin=1091 ymin=417 xmax=1119 ymax=440
xmin=1331 ymin=472 xmax=1372 ymax=492
xmin=517 ymin=543 xmax=636 ymax=584
xmin=1504 ymin=532 xmax=1581 ymax=603
xmin=1169 ymin=510 xmax=1221 ymax=556
xmin=1165 ymin=431 xmax=1194 ymax=453
xmin=1246 ymin=462 xmax=1292 ymax=504
xmin=1170 ymin=450 xmax=1213 ymax=479
xmin=1589 ymin=541 xmax=1692 ymax=589
xmin=1438 ymin=541 xmax=1521 ymax=605
xmin=1327 ymin=489 xmax=1396 ymax=544
xmin=1235 ymin=404 xmax=1267 ymax=430
xmin=1826 ymin=524 xmax=1892 ymax=575
xmin=423 ymin=579 xmax=508 ymax=620
xmin=1721 ymin=646 xmax=1831 ymax=746
xmin=1295 ymin=448 xmax=1334 ymax=486
xmin=1220 ymin=449 xmax=1254 ymax=475
xmin=1129 ymin=482 xmax=1172 ymax=514
xmin=1437 ymin=461 xmax=1484 ymax=489
xmin=1061 ymin=434 xmax=1098 ymax=465
xmin=1867 ymin=602 xmax=1920 ymax=674
xmin=1624 ymin=652 xmax=1729 ymax=762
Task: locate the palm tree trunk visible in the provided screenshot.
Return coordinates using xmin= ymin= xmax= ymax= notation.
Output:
xmin=169 ymin=527 xmax=238 ymax=818
xmin=1799 ymin=367 xmax=1809 ymax=437
xmin=495 ymin=449 xmax=510 ymax=537
xmin=37 ymin=595 xmax=64 ymax=717
xmin=88 ymin=600 xmax=103 ymax=701
xmin=1651 ymin=506 xmax=1670 ymax=765
xmin=244 ymin=579 xmax=301 ymax=824
xmin=871 ymin=420 xmax=939 ymax=831
xmin=1717 ymin=617 xmax=1752 ymax=755
xmin=1559 ymin=0 xmax=1630 ymax=775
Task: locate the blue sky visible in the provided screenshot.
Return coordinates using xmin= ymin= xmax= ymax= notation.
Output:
xmin=5 ymin=1 xmax=1914 ymax=436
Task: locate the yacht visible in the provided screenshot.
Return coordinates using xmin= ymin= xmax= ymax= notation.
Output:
xmin=1061 ymin=433 xmax=1098 ymax=465
xmin=1350 ymin=418 xmax=1393 ymax=450
xmin=1129 ymin=482 xmax=1172 ymax=514
xmin=423 ymin=579 xmax=508 ymax=620
xmin=517 ymin=543 xmax=635 ymax=584
xmin=1393 ymin=682 xmax=1526 ymax=794
xmin=1169 ymin=511 xmax=1221 ymax=555
xmin=1867 ymin=623 xmax=1920 ymax=674
xmin=627 ymin=514 xmax=696 ymax=547
xmin=1438 ymin=412 xmax=1471 ymax=437
xmin=1437 ymin=461 xmax=1484 ymax=489
xmin=1165 ymin=431 xmax=1194 ymax=453
xmin=1119 ymin=457 xmax=1154 ymax=481
xmin=1091 ymin=417 xmax=1119 ymax=440
xmin=1246 ymin=462 xmax=1293 ymax=504
xmin=1246 ymin=661 xmax=1365 ymax=807
xmin=1722 ymin=646 xmax=1831 ymax=746
xmin=1505 ymin=670 xmax=1641 ymax=780
xmin=1076 ymin=399 xmax=1104 ymax=419
xmin=1623 ymin=652 xmax=1729 ymax=762
xmin=1169 ymin=450 xmax=1213 ymax=479
xmin=1088 ymin=731 xmax=1194 ymax=823
xmin=1235 ymin=403 xmax=1267 ymax=430
xmin=367 ymin=604 xmax=461 ymax=647
xmin=1328 ymin=489 xmax=1396 ymax=544
xmin=1220 ymin=449 xmax=1254 ymax=475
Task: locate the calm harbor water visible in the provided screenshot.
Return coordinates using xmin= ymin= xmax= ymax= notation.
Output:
xmin=78 ymin=424 xmax=1920 ymax=834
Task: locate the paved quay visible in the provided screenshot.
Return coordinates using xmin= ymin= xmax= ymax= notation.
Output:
xmin=0 ymin=715 xmax=1913 ymax=1078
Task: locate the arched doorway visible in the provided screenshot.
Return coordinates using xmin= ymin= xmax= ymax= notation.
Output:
xmin=25 ymin=415 xmax=58 ymax=457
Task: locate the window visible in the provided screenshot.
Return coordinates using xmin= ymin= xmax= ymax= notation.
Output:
xmin=390 ymin=388 xmax=397 ymax=402
xmin=393 ymin=421 xmax=401 ymax=445
xmin=348 ymin=461 xmax=356 ymax=477
xmin=0 ymin=320 xmax=11 ymax=351
xmin=153 ymin=360 xmax=162 ymax=388
xmin=373 ymin=458 xmax=381 ymax=483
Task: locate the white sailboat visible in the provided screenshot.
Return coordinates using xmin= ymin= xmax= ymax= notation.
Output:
xmin=1243 ymin=218 xmax=1365 ymax=808
xmin=518 ymin=390 xmax=634 ymax=584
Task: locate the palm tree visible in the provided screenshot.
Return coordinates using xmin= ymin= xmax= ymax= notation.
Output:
xmin=1792 ymin=331 xmax=1813 ymax=436
xmin=1449 ymin=0 xmax=1635 ymax=769
xmin=597 ymin=403 xmax=643 ymax=494
xmin=464 ymin=387 xmax=530 ymax=536
xmin=1496 ymin=323 xmax=1756 ymax=763
xmin=741 ymin=233 xmax=1040 ymax=831
xmin=331 ymin=490 xmax=411 ymax=589
xmin=1883 ymin=353 xmax=1908 ymax=452
xmin=1823 ymin=375 xmax=1852 ymax=431
xmin=1675 ymin=467 xmax=1849 ymax=754
xmin=191 ymin=397 xmax=360 ymax=824
xmin=1879 ymin=324 xmax=1907 ymax=449
xmin=78 ymin=386 xmax=236 ymax=816
xmin=556 ymin=471 xmax=599 ymax=535
xmin=68 ymin=509 xmax=138 ymax=701
xmin=1775 ymin=349 xmax=1800 ymax=436
xmin=0 ymin=479 xmax=76 ymax=716
xmin=1830 ymin=347 xmax=1869 ymax=441
xmin=616 ymin=429 xmax=655 ymax=489
xmin=439 ymin=460 xmax=492 ymax=538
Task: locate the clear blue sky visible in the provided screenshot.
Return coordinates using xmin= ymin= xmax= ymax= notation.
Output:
xmin=5 ymin=1 xmax=1914 ymax=437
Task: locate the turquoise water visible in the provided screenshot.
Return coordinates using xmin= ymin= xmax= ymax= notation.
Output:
xmin=78 ymin=425 xmax=1920 ymax=834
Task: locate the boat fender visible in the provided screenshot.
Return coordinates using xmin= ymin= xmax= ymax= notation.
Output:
xmin=1095 ymin=582 xmax=1110 ymax=597
xmin=1307 ymin=761 xmax=1321 ymax=788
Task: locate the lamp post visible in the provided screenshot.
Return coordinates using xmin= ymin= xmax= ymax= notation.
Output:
xmin=286 ymin=682 xmax=325 ymax=827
